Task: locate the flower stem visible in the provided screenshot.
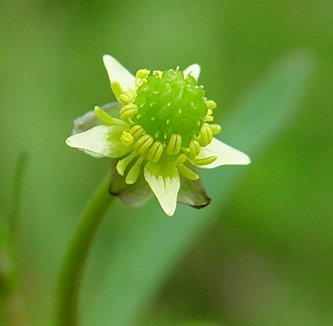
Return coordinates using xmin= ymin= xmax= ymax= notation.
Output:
xmin=55 ymin=173 xmax=113 ymax=326
xmin=10 ymin=152 xmax=29 ymax=236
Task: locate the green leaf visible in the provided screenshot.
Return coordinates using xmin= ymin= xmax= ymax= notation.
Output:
xmin=84 ymin=52 xmax=314 ymax=326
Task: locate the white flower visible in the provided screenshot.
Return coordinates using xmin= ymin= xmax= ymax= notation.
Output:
xmin=66 ymin=55 xmax=250 ymax=216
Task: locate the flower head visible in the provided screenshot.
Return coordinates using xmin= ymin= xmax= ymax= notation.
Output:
xmin=66 ymin=55 xmax=250 ymax=216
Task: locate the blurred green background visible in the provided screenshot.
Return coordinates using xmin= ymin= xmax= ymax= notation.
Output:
xmin=0 ymin=0 xmax=332 ymax=325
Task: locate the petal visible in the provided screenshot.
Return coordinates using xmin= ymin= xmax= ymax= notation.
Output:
xmin=177 ymin=177 xmax=211 ymax=208
xmin=196 ymin=137 xmax=251 ymax=169
xmin=103 ymin=55 xmax=135 ymax=92
xmin=66 ymin=125 xmax=130 ymax=158
xmin=144 ymin=161 xmax=180 ymax=216
xmin=183 ymin=64 xmax=201 ymax=80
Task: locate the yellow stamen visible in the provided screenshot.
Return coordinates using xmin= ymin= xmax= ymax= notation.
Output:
xmin=178 ymin=163 xmax=199 ymax=180
xmin=189 ymin=140 xmax=201 ymax=157
xmin=192 ymin=155 xmax=217 ymax=166
xmin=120 ymin=104 xmax=138 ymax=120
xmin=206 ymin=100 xmax=217 ymax=110
xmin=119 ymin=93 xmax=132 ymax=104
xmin=153 ymin=70 xmax=162 ymax=78
xmin=167 ymin=134 xmax=182 ymax=155
xmin=94 ymin=106 xmax=125 ymax=126
xmin=125 ymin=156 xmax=144 ymax=185
xmin=146 ymin=141 xmax=163 ymax=162
xmin=116 ymin=152 xmax=137 ymax=176
xmin=120 ymin=131 xmax=134 ymax=146
xmin=174 ymin=154 xmax=187 ymax=165
xmin=198 ymin=123 xmax=213 ymax=146
xmin=130 ymin=125 xmax=144 ymax=140
xmin=134 ymin=134 xmax=154 ymax=155
xmin=136 ymin=69 xmax=150 ymax=79
xmin=209 ymin=124 xmax=221 ymax=135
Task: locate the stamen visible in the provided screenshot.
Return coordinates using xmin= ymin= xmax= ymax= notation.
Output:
xmin=120 ymin=104 xmax=138 ymax=120
xmin=153 ymin=70 xmax=162 ymax=78
xmin=110 ymin=82 xmax=123 ymax=101
xmin=206 ymin=100 xmax=217 ymax=110
xmin=178 ymin=164 xmax=199 ymax=180
xmin=136 ymin=69 xmax=150 ymax=79
xmin=198 ymin=123 xmax=213 ymax=146
xmin=120 ymin=131 xmax=134 ymax=146
xmin=134 ymin=134 xmax=154 ymax=155
xmin=209 ymin=124 xmax=221 ymax=135
xmin=146 ymin=141 xmax=163 ymax=162
xmin=125 ymin=156 xmax=144 ymax=185
xmin=94 ymin=106 xmax=126 ymax=126
xmin=116 ymin=152 xmax=137 ymax=176
xmin=189 ymin=140 xmax=201 ymax=157
xmin=174 ymin=154 xmax=187 ymax=165
xmin=130 ymin=125 xmax=144 ymax=139
xmin=119 ymin=93 xmax=132 ymax=104
xmin=167 ymin=134 xmax=182 ymax=155
xmin=192 ymin=155 xmax=217 ymax=166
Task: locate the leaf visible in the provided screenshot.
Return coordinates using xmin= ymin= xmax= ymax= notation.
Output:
xmin=83 ymin=52 xmax=314 ymax=326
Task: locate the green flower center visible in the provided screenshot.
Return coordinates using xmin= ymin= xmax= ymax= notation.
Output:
xmin=97 ymin=66 xmax=221 ymax=185
xmin=132 ymin=69 xmax=207 ymax=147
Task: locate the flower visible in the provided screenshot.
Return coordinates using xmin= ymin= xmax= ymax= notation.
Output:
xmin=66 ymin=55 xmax=250 ymax=216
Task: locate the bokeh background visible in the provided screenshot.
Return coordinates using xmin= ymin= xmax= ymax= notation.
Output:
xmin=0 ymin=1 xmax=332 ymax=325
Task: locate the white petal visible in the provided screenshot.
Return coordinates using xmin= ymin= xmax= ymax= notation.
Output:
xmin=66 ymin=125 xmax=111 ymax=158
xmin=197 ymin=138 xmax=251 ymax=169
xmin=66 ymin=124 xmax=130 ymax=159
xmin=144 ymin=162 xmax=180 ymax=216
xmin=183 ymin=64 xmax=201 ymax=80
xmin=103 ymin=55 xmax=135 ymax=92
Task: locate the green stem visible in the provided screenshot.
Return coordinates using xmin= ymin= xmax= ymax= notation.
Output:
xmin=10 ymin=152 xmax=28 ymax=235
xmin=55 ymin=173 xmax=113 ymax=326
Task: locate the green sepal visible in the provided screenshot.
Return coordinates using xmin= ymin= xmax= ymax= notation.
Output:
xmin=109 ymin=160 xmax=153 ymax=207
xmin=177 ymin=176 xmax=211 ymax=209
xmin=72 ymin=102 xmax=121 ymax=135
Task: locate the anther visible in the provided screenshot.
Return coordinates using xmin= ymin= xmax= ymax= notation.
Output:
xmin=120 ymin=104 xmax=138 ymax=119
xmin=205 ymin=115 xmax=214 ymax=122
xmin=119 ymin=93 xmax=132 ymax=104
xmin=146 ymin=141 xmax=163 ymax=163
xmin=120 ymin=131 xmax=134 ymax=146
xmin=125 ymin=156 xmax=144 ymax=185
xmin=130 ymin=125 xmax=144 ymax=140
xmin=94 ymin=106 xmax=114 ymax=125
xmin=136 ymin=69 xmax=150 ymax=79
xmin=175 ymin=154 xmax=187 ymax=165
xmin=209 ymin=124 xmax=221 ymax=135
xmin=134 ymin=134 xmax=154 ymax=155
xmin=167 ymin=134 xmax=182 ymax=155
xmin=178 ymin=164 xmax=199 ymax=180
xmin=206 ymin=100 xmax=217 ymax=110
xmin=153 ymin=70 xmax=162 ymax=78
xmin=192 ymin=155 xmax=217 ymax=166
xmin=116 ymin=152 xmax=137 ymax=176
xmin=189 ymin=140 xmax=201 ymax=157
xmin=198 ymin=123 xmax=213 ymax=146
